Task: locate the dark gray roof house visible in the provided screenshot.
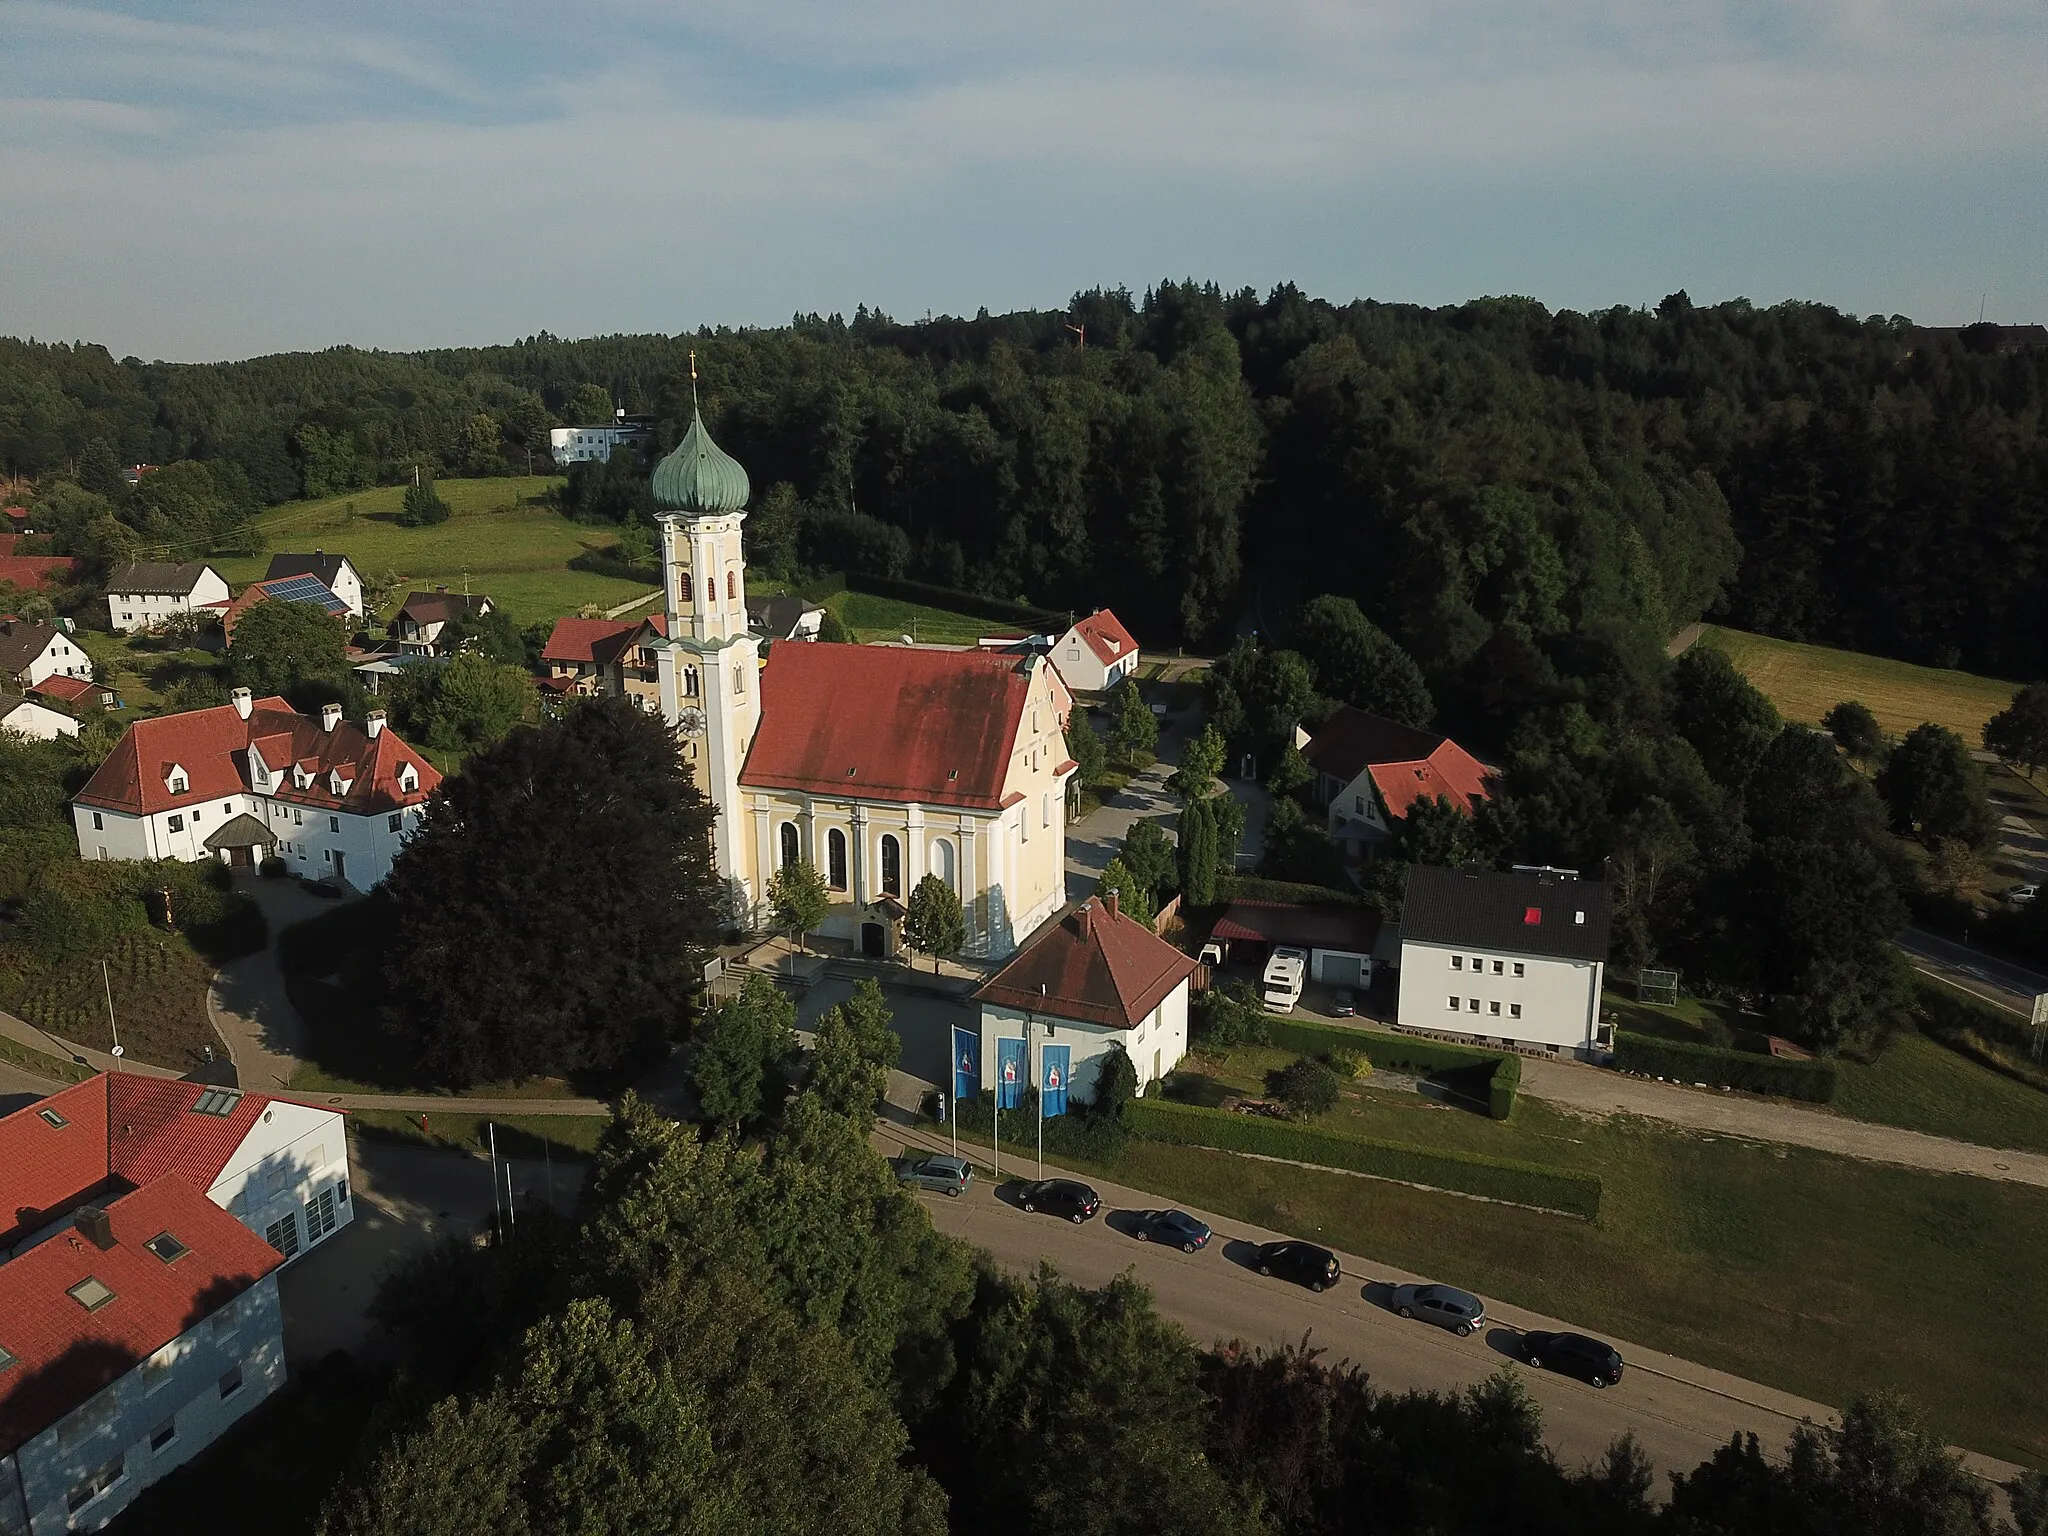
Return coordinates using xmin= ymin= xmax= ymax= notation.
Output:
xmin=264 ymin=551 xmax=360 ymax=591
xmin=106 ymin=560 xmax=217 ymax=597
xmin=1399 ymin=865 xmax=1612 ymax=963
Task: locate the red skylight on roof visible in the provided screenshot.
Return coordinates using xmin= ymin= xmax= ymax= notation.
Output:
xmin=1523 ymin=906 xmax=1542 ymax=925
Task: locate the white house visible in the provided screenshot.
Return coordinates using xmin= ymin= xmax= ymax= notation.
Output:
xmin=389 ymin=589 xmax=494 ymax=657
xmin=1 ymin=697 xmax=80 ymax=741
xmin=0 ymin=619 xmax=92 ymax=692
xmin=1395 ymin=866 xmax=1612 ymax=1057
xmin=971 ymin=892 xmax=1198 ymax=1107
xmin=262 ymin=552 xmax=366 ymax=617
xmin=644 ymin=395 xmax=1075 ymax=958
xmin=71 ymin=689 xmax=441 ymax=888
xmin=103 ymin=562 xmax=229 ymax=634
xmin=744 ymin=593 xmax=825 ymax=643
xmin=1298 ymin=706 xmax=1493 ymax=863
xmin=548 ymin=415 xmax=656 ymax=466
xmin=0 ymin=1074 xmax=354 ymax=1535
xmin=1050 ymin=609 xmax=1140 ymax=693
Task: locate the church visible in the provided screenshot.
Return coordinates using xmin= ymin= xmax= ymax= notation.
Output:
xmin=643 ymin=384 xmax=1075 ymax=959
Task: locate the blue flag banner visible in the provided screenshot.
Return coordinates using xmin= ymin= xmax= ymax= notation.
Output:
xmin=1041 ymin=1044 xmax=1071 ymax=1118
xmin=996 ymin=1036 xmax=1027 ymax=1110
xmin=953 ymin=1026 xmax=981 ymax=1104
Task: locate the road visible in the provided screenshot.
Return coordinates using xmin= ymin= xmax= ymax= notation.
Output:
xmin=876 ymin=1124 xmax=2026 ymax=1490
xmin=1898 ymin=927 xmax=2048 ymax=1015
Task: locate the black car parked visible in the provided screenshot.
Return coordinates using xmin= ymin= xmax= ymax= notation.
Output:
xmin=1521 ymin=1331 xmax=1624 ymax=1387
xmin=1018 ymin=1178 xmax=1101 ymax=1223
xmin=1254 ymin=1240 xmax=1341 ymax=1292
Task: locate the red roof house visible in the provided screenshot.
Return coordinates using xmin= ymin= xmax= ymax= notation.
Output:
xmin=0 ymin=555 xmax=82 ymax=593
xmin=1300 ymin=706 xmax=1493 ymax=858
xmin=1051 ymin=608 xmax=1141 ymax=692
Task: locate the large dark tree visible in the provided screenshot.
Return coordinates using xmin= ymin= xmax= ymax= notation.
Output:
xmin=1876 ymin=723 xmax=1999 ymax=850
xmin=227 ymin=597 xmax=352 ymax=701
xmin=1984 ymin=683 xmax=2048 ymax=779
xmin=1672 ymin=645 xmax=1781 ymax=792
xmin=380 ymin=698 xmax=720 ymax=1084
xmin=1289 ymin=594 xmax=1434 ymax=727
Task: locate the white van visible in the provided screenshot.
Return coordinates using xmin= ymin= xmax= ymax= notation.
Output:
xmin=1262 ymin=946 xmax=1308 ymax=1013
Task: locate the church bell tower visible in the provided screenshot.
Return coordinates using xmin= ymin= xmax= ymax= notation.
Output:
xmin=650 ymin=356 xmax=760 ymax=902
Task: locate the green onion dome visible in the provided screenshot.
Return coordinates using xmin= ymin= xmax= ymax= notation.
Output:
xmin=652 ymin=409 xmax=751 ymax=514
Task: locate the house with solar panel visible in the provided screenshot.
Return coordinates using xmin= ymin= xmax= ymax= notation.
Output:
xmin=70 ymin=687 xmax=439 ymax=885
xmin=216 ymin=572 xmax=354 ymax=648
xmin=262 ymin=551 xmax=365 ymax=616
xmin=0 ymin=1074 xmax=351 ymax=1534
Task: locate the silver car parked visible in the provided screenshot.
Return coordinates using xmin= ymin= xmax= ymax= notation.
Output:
xmin=1389 ymin=1282 xmax=1486 ymax=1336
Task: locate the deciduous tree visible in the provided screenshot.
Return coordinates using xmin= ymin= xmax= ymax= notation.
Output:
xmin=1876 ymin=723 xmax=1998 ymax=850
xmin=902 ymin=872 xmax=965 ymax=972
xmin=1984 ymin=683 xmax=2048 ymax=779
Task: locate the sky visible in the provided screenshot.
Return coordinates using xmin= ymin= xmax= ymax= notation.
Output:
xmin=2 ymin=0 xmax=2044 ymax=362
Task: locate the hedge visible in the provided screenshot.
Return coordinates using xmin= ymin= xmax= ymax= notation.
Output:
xmin=845 ymin=572 xmax=1065 ymax=631
xmin=944 ymin=1091 xmax=1130 ymax=1163
xmin=1262 ymin=1018 xmax=1519 ymax=1120
xmin=1215 ymin=875 xmax=1362 ymax=907
xmin=1612 ymin=1030 xmax=1837 ymax=1103
xmin=1126 ymin=1099 xmax=1601 ymax=1219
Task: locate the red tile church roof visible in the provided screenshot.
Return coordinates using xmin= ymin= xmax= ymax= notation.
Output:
xmin=75 ymin=696 xmax=439 ymax=818
xmin=975 ymin=894 xmax=1198 ymax=1030
xmin=743 ymin=643 xmax=1035 ymax=810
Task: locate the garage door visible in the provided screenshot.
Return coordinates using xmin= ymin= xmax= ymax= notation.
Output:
xmin=1320 ymin=954 xmax=1363 ymax=988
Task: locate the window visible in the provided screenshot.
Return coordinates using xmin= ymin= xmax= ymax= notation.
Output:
xmin=1489 ymin=1001 xmax=1501 ymax=1016
xmin=38 ymin=1106 xmax=68 ymax=1128
xmin=170 ymin=775 xmax=186 ymax=794
xmin=336 ymin=1179 xmax=349 ymax=1205
xmin=1471 ymin=956 xmax=1483 ymax=970
xmin=68 ymin=1277 xmax=116 ymax=1312
xmin=329 ymin=816 xmax=339 ymax=833
xmin=1042 ymin=793 xmax=1051 ymax=828
xmin=879 ymin=834 xmax=902 ymax=897
xmin=213 ymin=1298 xmax=242 ymax=1337
xmin=932 ymin=837 xmax=956 ymax=892
xmin=151 ymin=1416 xmax=177 ymax=1452
xmin=222 ymin=801 xmax=232 ymax=812
xmin=683 ymin=665 xmax=699 ymax=697
xmin=145 ymin=1231 xmax=189 ymax=1263
xmin=218 ymin=1365 xmax=244 ymax=1399
xmin=92 ymin=811 xmax=103 ymax=830
xmin=294 ymin=809 xmax=302 ymax=825
xmin=1468 ymin=998 xmax=1480 ymax=1012
xmin=1450 ymin=956 xmax=1463 ymax=971
xmin=305 ymin=1187 xmax=338 ymax=1241
xmin=732 ymin=665 xmax=744 ymax=696
xmin=265 ymin=1213 xmax=300 ymax=1258
xmin=167 ymin=814 xmax=185 ymax=833
xmin=1513 ymin=962 xmax=1525 ymax=977
xmin=67 ymin=1455 xmax=123 ymax=1513
xmin=0 ymin=1343 xmax=14 ymax=1374
xmin=1447 ymin=995 xmax=1459 ymax=1010
xmin=726 ymin=570 xmax=736 ymax=599
xmin=389 ymin=813 xmax=401 ymax=832
xmin=142 ymin=1348 xmax=175 ymax=1395
xmin=1510 ymin=1004 xmax=1523 ymax=1019
xmin=1354 ymin=795 xmax=1365 ymax=815
xmin=779 ymin=821 xmax=800 ymax=870
xmin=1492 ymin=960 xmax=1504 ymax=974
xmin=191 ymin=1086 xmax=241 ymax=1116
xmin=827 ymin=828 xmax=848 ymax=889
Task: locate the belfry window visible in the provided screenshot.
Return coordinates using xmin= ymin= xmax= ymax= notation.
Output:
xmin=679 ymin=572 xmax=692 ymax=603
xmin=727 ymin=570 xmax=737 ymax=599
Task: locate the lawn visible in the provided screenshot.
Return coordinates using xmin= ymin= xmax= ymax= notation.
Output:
xmin=827 ymin=590 xmax=996 ymax=646
xmin=1701 ymin=624 xmax=2019 ymax=742
xmin=350 ymin=1106 xmax=609 ymax=1163
xmin=213 ymin=476 xmax=658 ymax=626
xmin=72 ymin=630 xmax=217 ymax=716
xmin=963 ymin=1065 xmax=2048 ymax=1466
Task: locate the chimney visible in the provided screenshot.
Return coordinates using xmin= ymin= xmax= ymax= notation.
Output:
xmin=435 ymin=584 xmax=449 ymax=594
xmin=231 ymin=686 xmax=252 ymax=720
xmin=365 ymin=709 xmax=386 ymax=739
xmin=75 ymin=1205 xmax=116 ymax=1251
xmin=1104 ymin=889 xmax=1119 ymax=921
xmin=321 ymin=702 xmax=342 ymax=733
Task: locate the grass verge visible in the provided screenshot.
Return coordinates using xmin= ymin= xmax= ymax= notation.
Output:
xmin=1703 ymin=624 xmax=2018 ymax=741
xmin=1833 ymin=1029 xmax=2048 ymax=1155
xmin=827 ymin=590 xmax=995 ymax=646
xmin=350 ymin=1107 xmax=608 ymax=1162
xmin=0 ymin=1031 xmax=94 ymax=1084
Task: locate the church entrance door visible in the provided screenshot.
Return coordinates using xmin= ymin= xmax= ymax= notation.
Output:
xmin=860 ymin=923 xmax=886 ymax=958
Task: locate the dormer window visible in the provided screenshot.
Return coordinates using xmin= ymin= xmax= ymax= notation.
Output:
xmin=165 ymin=766 xmax=188 ymax=795
xmin=328 ymin=768 xmax=355 ymax=796
xmin=398 ymin=765 xmax=418 ymax=794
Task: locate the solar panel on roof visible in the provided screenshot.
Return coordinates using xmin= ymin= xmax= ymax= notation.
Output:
xmin=260 ymin=575 xmax=347 ymax=613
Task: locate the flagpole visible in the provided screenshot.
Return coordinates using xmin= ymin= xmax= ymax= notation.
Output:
xmin=487 ymin=1122 xmax=502 ymax=1242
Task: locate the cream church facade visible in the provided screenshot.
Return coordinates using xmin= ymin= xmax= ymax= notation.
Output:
xmin=644 ymin=383 xmax=1075 ymax=958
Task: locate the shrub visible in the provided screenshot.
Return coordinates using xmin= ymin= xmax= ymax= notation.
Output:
xmin=1192 ymin=981 xmax=1271 ymax=1047
xmin=260 ymin=855 xmax=288 ymax=878
xmin=1325 ymin=1047 xmax=1371 ymax=1081
xmin=1612 ymin=1030 xmax=1837 ymax=1103
xmin=1126 ymin=1099 xmax=1601 ymax=1218
xmin=1270 ymin=1057 xmax=1342 ymax=1116
xmin=1263 ymin=1018 xmax=1520 ymax=1120
xmin=951 ymin=1092 xmax=1130 ymax=1161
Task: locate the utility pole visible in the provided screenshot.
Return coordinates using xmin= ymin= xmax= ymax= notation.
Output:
xmin=487 ymin=1122 xmax=503 ymax=1240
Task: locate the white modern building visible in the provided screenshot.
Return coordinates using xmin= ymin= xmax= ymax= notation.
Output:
xmin=0 ymin=1074 xmax=354 ymax=1534
xmin=0 ymin=620 xmax=92 ymax=692
xmin=971 ymin=892 xmax=1197 ymax=1106
xmin=103 ymin=563 xmax=229 ymax=634
xmin=1395 ymin=866 xmax=1612 ymax=1057
xmin=70 ymin=689 xmax=441 ymax=887
xmin=548 ymin=414 xmax=656 ymax=466
xmin=1049 ymin=609 xmax=1140 ymax=694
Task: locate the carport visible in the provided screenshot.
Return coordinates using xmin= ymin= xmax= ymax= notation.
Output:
xmin=1208 ymin=900 xmax=1384 ymax=987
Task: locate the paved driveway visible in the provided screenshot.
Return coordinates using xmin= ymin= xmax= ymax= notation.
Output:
xmin=209 ymin=873 xmax=338 ymax=1090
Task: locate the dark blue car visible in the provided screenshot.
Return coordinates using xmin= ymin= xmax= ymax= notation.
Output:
xmin=1134 ymin=1209 xmax=1212 ymax=1252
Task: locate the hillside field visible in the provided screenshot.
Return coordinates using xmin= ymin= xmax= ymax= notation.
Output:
xmin=214 ymin=477 xmax=659 ymax=625
xmin=1702 ymin=624 xmax=2019 ymax=742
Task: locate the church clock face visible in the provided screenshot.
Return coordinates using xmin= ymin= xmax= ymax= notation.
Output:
xmin=677 ymin=706 xmax=707 ymax=738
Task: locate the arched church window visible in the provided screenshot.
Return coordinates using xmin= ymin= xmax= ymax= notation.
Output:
xmin=828 ymin=828 xmax=848 ymax=890
xmin=880 ymin=834 xmax=902 ymax=898
xmin=679 ymin=572 xmax=692 ymax=604
xmin=727 ymin=570 xmax=737 ymax=600
xmin=1042 ymin=793 xmax=1051 ymax=828
xmin=779 ymin=822 xmax=799 ymax=871
xmin=933 ymin=837 xmax=956 ymax=892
